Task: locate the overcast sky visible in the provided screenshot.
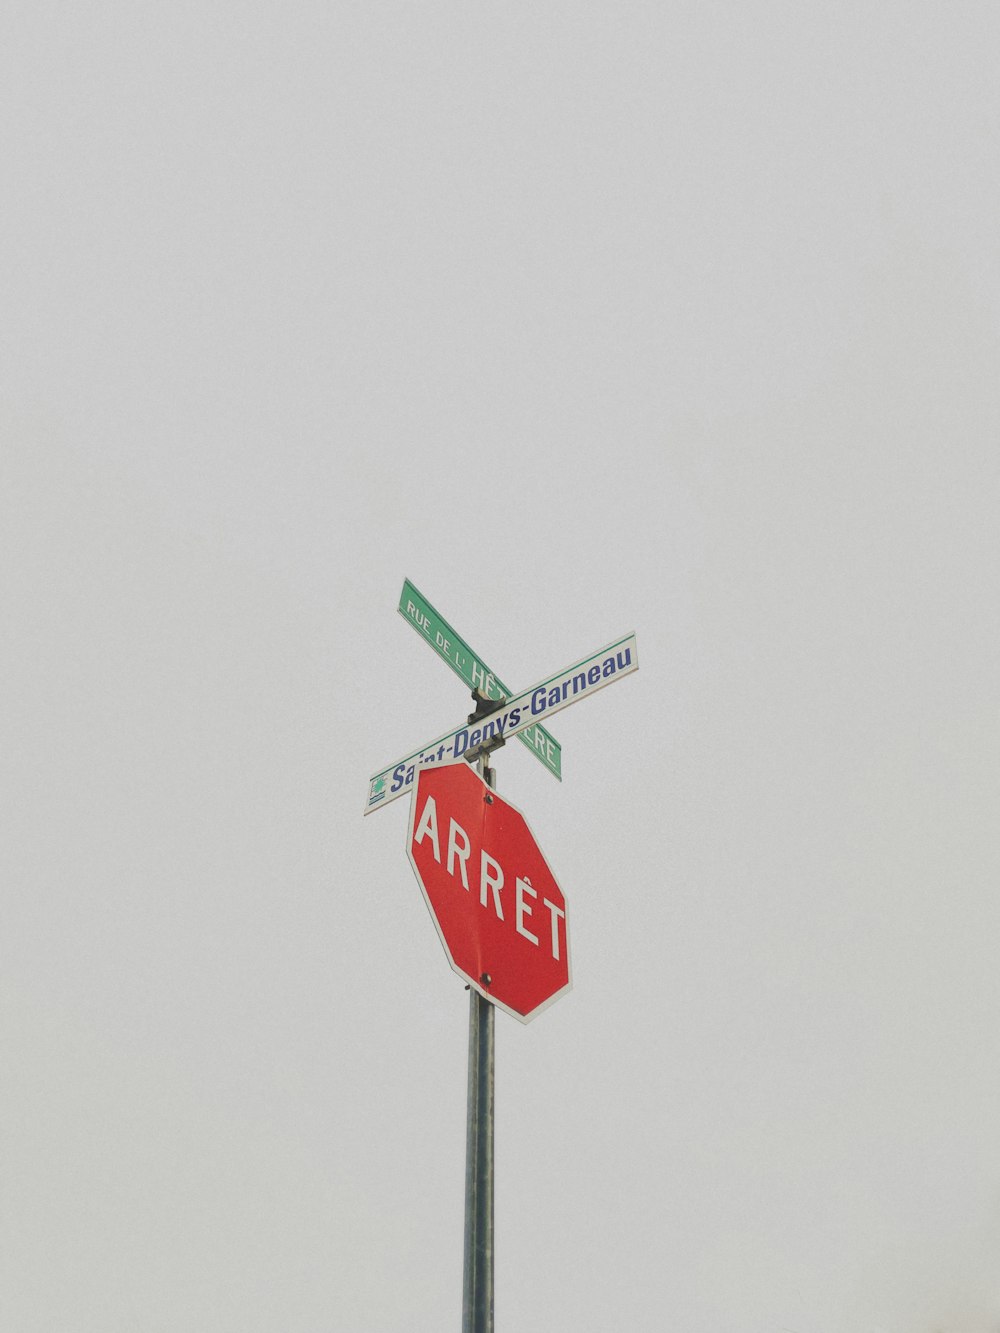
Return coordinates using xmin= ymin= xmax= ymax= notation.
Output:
xmin=3 ymin=4 xmax=999 ymax=1331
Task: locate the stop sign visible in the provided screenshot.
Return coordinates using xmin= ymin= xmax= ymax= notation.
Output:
xmin=406 ymin=762 xmax=571 ymax=1022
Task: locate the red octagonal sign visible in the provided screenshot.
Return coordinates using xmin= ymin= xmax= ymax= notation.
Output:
xmin=407 ymin=762 xmax=571 ymax=1023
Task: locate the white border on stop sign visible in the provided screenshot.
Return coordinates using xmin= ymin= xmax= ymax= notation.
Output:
xmin=405 ymin=760 xmax=573 ymax=1024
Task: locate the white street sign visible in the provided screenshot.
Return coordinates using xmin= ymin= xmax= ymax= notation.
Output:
xmin=364 ymin=632 xmax=637 ymax=814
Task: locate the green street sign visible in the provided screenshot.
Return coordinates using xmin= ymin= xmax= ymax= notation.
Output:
xmin=398 ymin=578 xmax=562 ymax=781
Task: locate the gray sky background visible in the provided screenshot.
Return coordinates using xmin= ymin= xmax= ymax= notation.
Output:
xmin=3 ymin=4 xmax=999 ymax=1331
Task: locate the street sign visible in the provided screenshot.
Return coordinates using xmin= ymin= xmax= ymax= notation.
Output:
xmin=364 ymin=631 xmax=638 ymax=814
xmin=407 ymin=762 xmax=570 ymax=1022
xmin=398 ymin=578 xmax=562 ymax=780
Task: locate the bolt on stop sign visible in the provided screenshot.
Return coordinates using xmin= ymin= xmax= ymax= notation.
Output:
xmin=406 ymin=762 xmax=571 ymax=1023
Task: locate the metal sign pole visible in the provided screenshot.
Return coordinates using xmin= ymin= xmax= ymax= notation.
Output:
xmin=462 ymin=754 xmax=495 ymax=1333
